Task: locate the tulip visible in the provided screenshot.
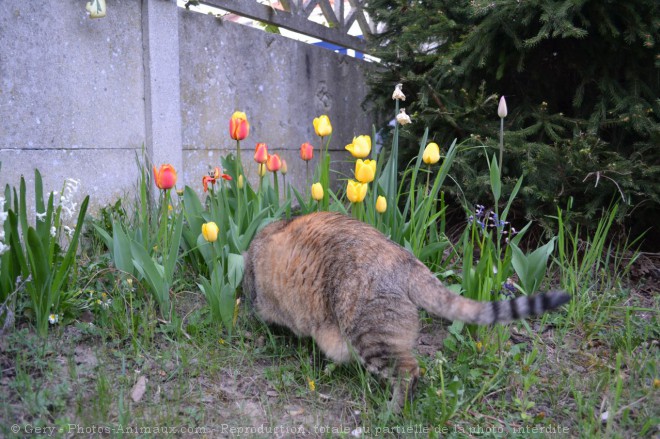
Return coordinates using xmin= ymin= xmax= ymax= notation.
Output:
xmin=258 ymin=163 xmax=267 ymax=177
xmin=201 ymin=222 xmax=219 ymax=243
xmin=345 ymin=135 xmax=371 ymax=159
xmin=202 ymin=167 xmax=231 ymax=192
xmin=266 ymin=153 xmax=282 ymax=172
xmin=498 ymin=96 xmax=508 ymax=119
xmin=254 ymin=143 xmax=268 ymax=164
xmin=238 ymin=175 xmax=244 ymax=189
xmin=229 ymin=111 xmax=250 ymax=141
xmin=300 ymin=142 xmax=314 ymax=161
xmin=376 ymin=196 xmax=387 ymax=213
xmin=396 ymin=108 xmax=412 ymax=125
xmin=346 ymin=180 xmax=368 ymax=203
xmin=422 ymin=142 xmax=441 ymax=165
xmin=153 ymin=164 xmax=177 ymax=190
xmin=392 ymin=83 xmax=406 ymax=101
xmin=355 ymin=159 xmax=376 ymax=183
xmin=311 ymin=183 xmax=324 ymax=201
xmin=313 ymin=115 xmax=332 ymax=137
xmin=280 ymin=159 xmax=288 ymax=175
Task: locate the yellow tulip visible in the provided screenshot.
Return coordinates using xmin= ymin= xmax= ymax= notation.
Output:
xmin=375 ymin=196 xmax=387 ymax=213
xmin=422 ymin=142 xmax=441 ymax=165
xmin=238 ymin=175 xmax=244 ymax=189
xmin=346 ymin=180 xmax=368 ymax=203
xmin=355 ymin=159 xmax=376 ymax=183
xmin=258 ymin=163 xmax=267 ymax=177
xmin=345 ymin=135 xmax=371 ymax=159
xmin=201 ymin=222 xmax=219 ymax=243
xmin=311 ymin=183 xmax=324 ymax=201
xmin=313 ymin=115 xmax=332 ymax=137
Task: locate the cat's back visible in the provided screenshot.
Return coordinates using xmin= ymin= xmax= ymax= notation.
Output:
xmin=249 ymin=211 xmax=404 ymax=269
xmin=243 ymin=211 xmax=416 ymax=332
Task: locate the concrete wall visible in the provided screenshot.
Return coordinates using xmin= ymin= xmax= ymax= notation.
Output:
xmin=0 ymin=0 xmax=374 ymax=211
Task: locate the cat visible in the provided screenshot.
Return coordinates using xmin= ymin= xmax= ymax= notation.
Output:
xmin=242 ymin=211 xmax=570 ymax=410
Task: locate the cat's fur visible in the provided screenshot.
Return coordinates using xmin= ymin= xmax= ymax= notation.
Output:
xmin=242 ymin=212 xmax=570 ymax=409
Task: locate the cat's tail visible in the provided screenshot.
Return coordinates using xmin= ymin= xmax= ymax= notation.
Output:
xmin=409 ymin=265 xmax=570 ymax=325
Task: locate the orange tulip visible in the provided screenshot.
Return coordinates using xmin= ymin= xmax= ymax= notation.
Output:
xmin=153 ymin=164 xmax=177 ymax=190
xmin=267 ymin=153 xmax=282 ymax=172
xmin=280 ymin=159 xmax=288 ymax=175
xmin=229 ymin=111 xmax=249 ymax=141
xmin=254 ymin=143 xmax=268 ymax=164
xmin=300 ymin=142 xmax=314 ymax=161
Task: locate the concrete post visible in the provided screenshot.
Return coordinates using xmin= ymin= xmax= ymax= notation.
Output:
xmin=142 ymin=0 xmax=183 ymax=173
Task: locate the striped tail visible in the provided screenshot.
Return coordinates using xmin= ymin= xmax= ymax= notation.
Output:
xmin=410 ymin=271 xmax=571 ymax=325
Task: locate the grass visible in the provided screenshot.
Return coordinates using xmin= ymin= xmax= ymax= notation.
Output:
xmin=1 ymin=229 xmax=658 ymax=439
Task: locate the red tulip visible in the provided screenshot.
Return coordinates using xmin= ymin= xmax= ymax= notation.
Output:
xmin=267 ymin=153 xmax=282 ymax=172
xmin=202 ymin=167 xmax=232 ymax=192
xmin=153 ymin=164 xmax=177 ymax=190
xmin=254 ymin=143 xmax=268 ymax=164
xmin=229 ymin=111 xmax=249 ymax=141
xmin=300 ymin=142 xmax=314 ymax=161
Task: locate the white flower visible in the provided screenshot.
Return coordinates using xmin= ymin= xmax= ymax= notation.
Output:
xmin=48 ymin=314 xmax=59 ymax=324
xmin=392 ymin=83 xmax=406 ymax=101
xmin=0 ymin=211 xmax=6 ymax=222
xmin=50 ymin=227 xmax=57 ymax=237
xmin=0 ymin=242 xmax=9 ymax=255
xmin=396 ymin=108 xmax=412 ymax=125
xmin=35 ymin=211 xmax=47 ymax=222
xmin=498 ymin=96 xmax=508 ymax=118
xmin=63 ymin=226 xmax=74 ymax=237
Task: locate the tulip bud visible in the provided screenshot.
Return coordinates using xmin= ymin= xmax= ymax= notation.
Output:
xmin=376 ymin=196 xmax=387 ymax=213
xmin=201 ymin=222 xmax=219 ymax=243
xmin=313 ymin=115 xmax=332 ymax=137
xmin=238 ymin=175 xmax=244 ymax=189
xmin=300 ymin=142 xmax=314 ymax=161
xmin=311 ymin=183 xmax=324 ymax=201
xmin=346 ymin=180 xmax=368 ymax=203
xmin=266 ymin=153 xmax=282 ymax=172
xmin=280 ymin=159 xmax=288 ymax=175
xmin=355 ymin=159 xmax=376 ymax=183
xmin=392 ymin=83 xmax=406 ymax=101
xmin=345 ymin=135 xmax=372 ymax=159
xmin=498 ymin=96 xmax=508 ymax=118
xmin=258 ymin=163 xmax=267 ymax=177
xmin=153 ymin=164 xmax=177 ymax=190
xmin=254 ymin=143 xmax=268 ymax=164
xmin=422 ymin=142 xmax=441 ymax=165
xmin=396 ymin=108 xmax=412 ymax=125
xmin=230 ymin=111 xmax=250 ymax=140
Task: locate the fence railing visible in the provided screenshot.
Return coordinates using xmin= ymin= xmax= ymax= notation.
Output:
xmin=202 ymin=0 xmax=371 ymax=52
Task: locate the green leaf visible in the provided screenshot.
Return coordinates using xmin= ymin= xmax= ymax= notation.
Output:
xmin=26 ymin=226 xmax=50 ymax=295
xmin=164 ymin=211 xmax=184 ymax=282
xmin=227 ymin=253 xmax=244 ymax=290
xmin=52 ymin=196 xmax=89 ymax=294
xmin=489 ymin=153 xmax=501 ymax=202
xmin=111 ymin=219 xmax=135 ymax=275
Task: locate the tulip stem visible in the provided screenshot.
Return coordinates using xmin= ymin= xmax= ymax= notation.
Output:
xmin=498 ymin=117 xmax=504 ymax=173
xmin=425 ymin=165 xmax=431 ymax=196
xmin=236 ymin=139 xmax=243 ymax=226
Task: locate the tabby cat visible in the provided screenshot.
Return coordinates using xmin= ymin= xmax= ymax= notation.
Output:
xmin=242 ymin=212 xmax=570 ymax=409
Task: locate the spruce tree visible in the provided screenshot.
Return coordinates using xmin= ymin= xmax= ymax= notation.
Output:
xmin=366 ymin=0 xmax=659 ymax=241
